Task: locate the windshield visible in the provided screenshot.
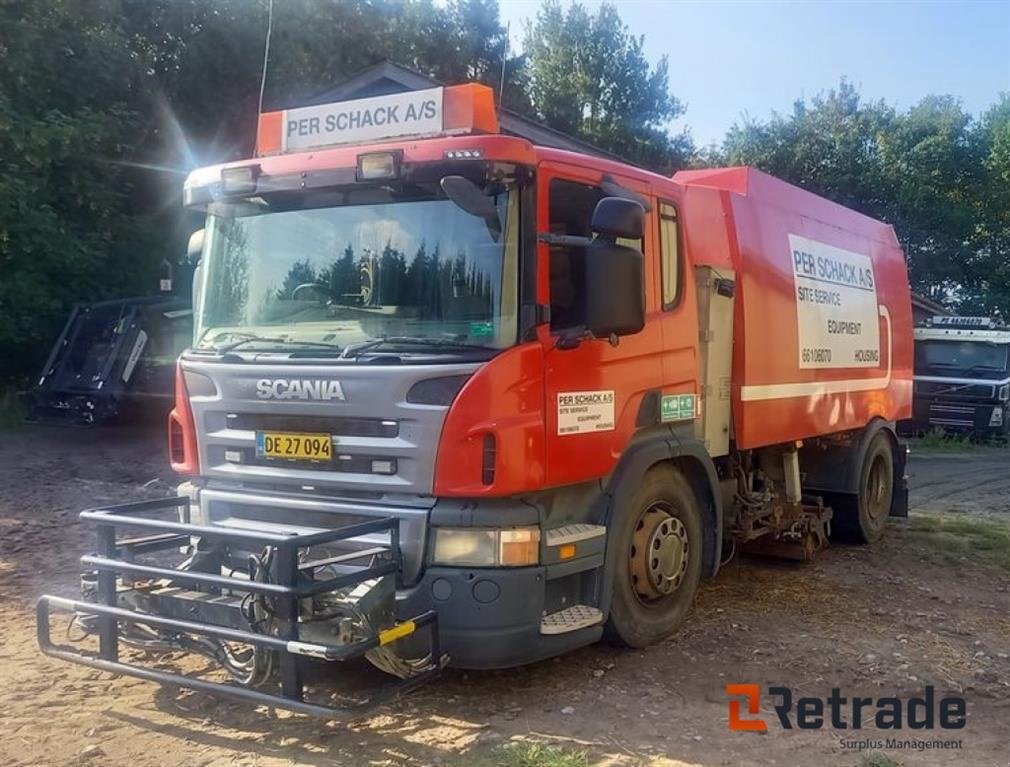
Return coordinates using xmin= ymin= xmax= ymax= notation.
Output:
xmin=194 ymin=184 xmax=519 ymax=356
xmin=915 ymin=340 xmax=1010 ymax=380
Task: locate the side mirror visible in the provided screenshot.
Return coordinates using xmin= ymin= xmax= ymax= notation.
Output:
xmin=187 ymin=229 xmax=205 ymax=318
xmin=187 ymin=228 xmax=205 ymax=261
xmin=191 ymin=262 xmax=203 ymax=319
xmin=584 ymin=237 xmax=645 ymax=339
xmin=580 ymin=198 xmax=645 ymax=339
xmin=591 ymin=197 xmax=644 ymax=241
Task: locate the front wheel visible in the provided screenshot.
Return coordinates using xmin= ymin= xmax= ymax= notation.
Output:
xmin=604 ymin=465 xmax=703 ymax=648
xmin=830 ymin=431 xmax=895 ymax=544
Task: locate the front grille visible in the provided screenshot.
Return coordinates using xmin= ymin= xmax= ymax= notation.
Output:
xmin=929 ymin=403 xmax=975 ymax=415
xmin=226 ymin=412 xmax=398 ymax=438
xmin=240 ymin=480 xmax=385 ymax=500
xmin=927 ymin=401 xmax=979 ymax=429
xmin=915 ymin=381 xmax=996 ymax=399
xmin=220 ymin=504 xmax=373 ymax=530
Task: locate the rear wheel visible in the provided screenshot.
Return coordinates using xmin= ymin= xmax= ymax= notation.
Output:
xmin=605 ymin=465 xmax=703 ymax=648
xmin=831 ymin=431 xmax=894 ymax=544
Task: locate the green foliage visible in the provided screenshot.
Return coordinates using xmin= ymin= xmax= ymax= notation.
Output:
xmin=0 ymin=388 xmax=26 ymax=430
xmin=860 ymin=754 xmax=901 ymax=767
xmin=722 ymin=80 xmax=1008 ymax=315
xmin=909 ymin=429 xmax=999 ymax=452
xmin=0 ymin=0 xmax=155 ymax=380
xmin=523 ymin=0 xmax=691 ymax=170
xmin=970 ymin=93 xmax=1010 ymax=313
xmin=0 ymin=0 xmax=531 ymax=381
xmin=465 ymin=741 xmax=590 ymax=767
xmin=909 ymin=513 xmax=1010 ymax=572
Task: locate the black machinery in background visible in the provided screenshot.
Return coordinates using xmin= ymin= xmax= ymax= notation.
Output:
xmin=25 ymin=232 xmax=201 ymax=427
xmin=25 ymin=296 xmax=193 ymax=426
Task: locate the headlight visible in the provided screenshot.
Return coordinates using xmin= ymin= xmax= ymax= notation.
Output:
xmin=989 ymin=406 xmax=1004 ymax=428
xmin=431 ymin=527 xmax=540 ymax=567
xmin=998 ymin=384 xmax=1009 ymax=402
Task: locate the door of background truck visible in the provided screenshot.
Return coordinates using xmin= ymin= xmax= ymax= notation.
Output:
xmin=535 ymin=161 xmax=666 ymax=488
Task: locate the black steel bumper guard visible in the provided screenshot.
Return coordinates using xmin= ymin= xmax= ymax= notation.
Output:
xmin=36 ymin=496 xmax=443 ymax=717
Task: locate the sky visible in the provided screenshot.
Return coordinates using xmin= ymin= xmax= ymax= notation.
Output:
xmin=497 ymin=0 xmax=1010 ymax=147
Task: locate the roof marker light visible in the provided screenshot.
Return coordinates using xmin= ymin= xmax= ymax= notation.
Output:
xmin=357 ymin=151 xmax=401 ymax=181
xmin=445 ymin=149 xmax=483 ymax=160
xmin=220 ymin=165 xmax=259 ymax=195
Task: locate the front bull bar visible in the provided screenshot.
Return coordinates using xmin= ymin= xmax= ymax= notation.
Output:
xmin=36 ymin=496 xmax=443 ymax=717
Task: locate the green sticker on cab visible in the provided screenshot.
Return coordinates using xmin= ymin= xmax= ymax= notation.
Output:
xmin=661 ymin=393 xmax=696 ymax=422
xmin=469 ymin=321 xmax=494 ymax=338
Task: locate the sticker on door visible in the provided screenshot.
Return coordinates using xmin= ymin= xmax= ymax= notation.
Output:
xmin=557 ymin=390 xmax=615 ymax=435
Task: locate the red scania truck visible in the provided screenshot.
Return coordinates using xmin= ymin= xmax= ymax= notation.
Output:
xmin=38 ymin=83 xmax=913 ymax=715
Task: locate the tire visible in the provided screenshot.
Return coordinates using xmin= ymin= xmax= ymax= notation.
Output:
xmin=830 ymin=431 xmax=895 ymax=544
xmin=604 ymin=464 xmax=704 ymax=648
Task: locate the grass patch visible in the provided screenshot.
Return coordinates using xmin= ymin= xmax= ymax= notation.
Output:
xmin=465 ymin=742 xmax=590 ymax=767
xmin=909 ymin=513 xmax=1010 ymax=572
xmin=0 ymin=388 xmax=26 ymax=430
xmin=860 ymin=753 xmax=900 ymax=767
xmin=913 ymin=428 xmax=981 ymax=452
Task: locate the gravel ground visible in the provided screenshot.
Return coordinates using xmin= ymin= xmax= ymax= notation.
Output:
xmin=0 ymin=425 xmax=1008 ymax=767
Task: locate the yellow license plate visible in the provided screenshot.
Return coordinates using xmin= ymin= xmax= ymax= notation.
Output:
xmin=256 ymin=431 xmax=332 ymax=461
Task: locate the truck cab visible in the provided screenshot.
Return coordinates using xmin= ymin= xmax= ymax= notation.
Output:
xmin=911 ymin=316 xmax=1010 ymax=437
xmin=172 ymin=87 xmax=694 ymax=668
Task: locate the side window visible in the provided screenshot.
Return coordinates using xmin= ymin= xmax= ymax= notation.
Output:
xmin=548 ymin=179 xmax=603 ymax=331
xmin=547 ymin=178 xmax=642 ymax=331
xmin=659 ymin=201 xmax=680 ymax=309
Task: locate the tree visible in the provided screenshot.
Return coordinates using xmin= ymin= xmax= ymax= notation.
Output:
xmin=969 ymin=94 xmax=1010 ymax=316
xmin=0 ymin=0 xmax=527 ymax=381
xmin=523 ymin=0 xmax=691 ymax=170
xmin=276 ymin=259 xmax=318 ymax=301
xmin=0 ymin=1 xmax=155 ymax=380
xmin=722 ymin=80 xmax=994 ymax=311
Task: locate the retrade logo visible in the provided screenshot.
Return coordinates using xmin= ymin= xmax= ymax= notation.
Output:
xmin=726 ymin=684 xmax=966 ymax=732
xmin=727 ymin=684 xmax=768 ymax=732
xmin=255 ymin=379 xmax=345 ymax=401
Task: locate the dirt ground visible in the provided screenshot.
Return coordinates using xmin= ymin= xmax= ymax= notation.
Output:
xmin=0 ymin=425 xmax=1008 ymax=767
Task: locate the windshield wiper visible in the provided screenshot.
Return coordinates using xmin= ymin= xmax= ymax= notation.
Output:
xmin=213 ymin=335 xmax=343 ymax=354
xmin=340 ymin=335 xmax=493 ymax=358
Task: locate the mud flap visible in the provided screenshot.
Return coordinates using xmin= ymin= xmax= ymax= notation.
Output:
xmin=889 ymin=442 xmax=910 ymax=518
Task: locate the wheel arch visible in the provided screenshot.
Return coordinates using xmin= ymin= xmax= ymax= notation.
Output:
xmin=597 ymin=428 xmax=723 ymax=619
xmin=801 ymin=417 xmax=907 ymax=518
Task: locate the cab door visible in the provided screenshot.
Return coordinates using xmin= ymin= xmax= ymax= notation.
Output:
xmin=536 ymin=161 xmax=666 ymax=488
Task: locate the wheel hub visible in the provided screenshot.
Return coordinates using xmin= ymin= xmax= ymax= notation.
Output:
xmin=866 ymin=455 xmax=890 ymax=521
xmin=630 ymin=505 xmax=689 ymax=601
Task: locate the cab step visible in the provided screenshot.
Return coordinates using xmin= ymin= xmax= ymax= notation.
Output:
xmin=540 ymin=604 xmax=603 ymax=635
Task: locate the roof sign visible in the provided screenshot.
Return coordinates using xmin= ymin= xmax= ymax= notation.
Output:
xmin=257 ymin=83 xmax=499 ymax=156
xmin=931 ymin=316 xmax=1001 ymax=329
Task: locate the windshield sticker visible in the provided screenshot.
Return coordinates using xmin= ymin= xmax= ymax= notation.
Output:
xmin=790 ymin=234 xmax=880 ymax=369
xmin=661 ymin=393 xmax=696 ymax=422
xmin=557 ymin=390 xmax=615 ymax=435
xmin=469 ymin=321 xmax=494 ymax=337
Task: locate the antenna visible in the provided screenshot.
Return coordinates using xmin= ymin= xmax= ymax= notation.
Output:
xmin=254 ymin=0 xmax=275 ymax=152
xmin=498 ymin=21 xmax=509 ymax=108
